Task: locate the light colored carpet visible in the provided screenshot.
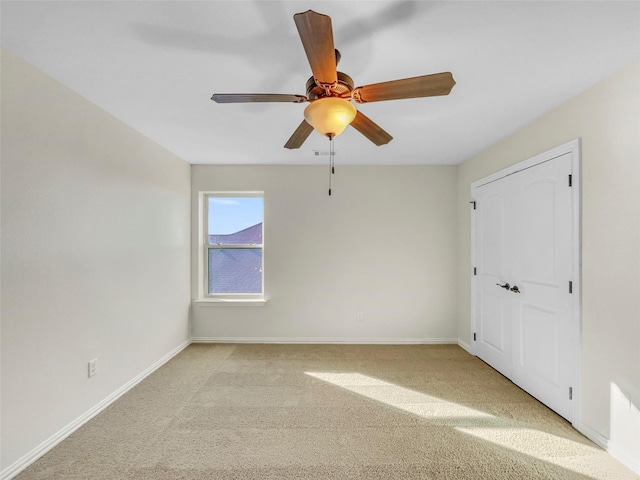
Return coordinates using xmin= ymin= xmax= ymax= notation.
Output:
xmin=15 ymin=344 xmax=638 ymax=479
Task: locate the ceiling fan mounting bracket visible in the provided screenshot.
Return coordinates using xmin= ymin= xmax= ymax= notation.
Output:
xmin=351 ymin=88 xmax=365 ymax=103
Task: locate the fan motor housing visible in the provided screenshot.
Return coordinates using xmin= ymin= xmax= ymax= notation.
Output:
xmin=306 ymin=72 xmax=354 ymax=100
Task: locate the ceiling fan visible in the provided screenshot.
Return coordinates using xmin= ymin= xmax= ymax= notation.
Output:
xmin=211 ymin=10 xmax=456 ymax=149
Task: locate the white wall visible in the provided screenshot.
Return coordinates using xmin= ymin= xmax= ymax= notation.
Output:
xmin=191 ymin=165 xmax=458 ymax=343
xmin=0 ymin=51 xmax=191 ymax=474
xmin=457 ymin=61 xmax=640 ymax=471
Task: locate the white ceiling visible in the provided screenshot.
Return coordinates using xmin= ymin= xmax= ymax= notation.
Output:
xmin=2 ymin=1 xmax=639 ymax=165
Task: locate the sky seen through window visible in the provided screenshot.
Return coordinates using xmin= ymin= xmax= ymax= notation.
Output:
xmin=208 ymin=197 xmax=263 ymax=235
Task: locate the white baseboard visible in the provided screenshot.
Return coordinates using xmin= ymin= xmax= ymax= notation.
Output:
xmin=191 ymin=337 xmax=459 ymax=344
xmin=457 ymin=339 xmax=472 ymax=353
xmin=608 ymin=442 xmax=640 ymax=476
xmin=1 ymin=340 xmax=191 ymax=480
xmin=577 ymin=421 xmax=640 ymax=476
xmin=577 ymin=421 xmax=610 ymax=450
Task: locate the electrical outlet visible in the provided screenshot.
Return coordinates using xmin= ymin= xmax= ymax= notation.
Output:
xmin=356 ymin=311 xmax=364 ymax=321
xmin=88 ymin=358 xmax=98 ymax=378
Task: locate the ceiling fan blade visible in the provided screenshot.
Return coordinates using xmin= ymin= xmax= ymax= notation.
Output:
xmin=284 ymin=120 xmax=314 ymax=149
xmin=212 ymin=94 xmax=307 ymax=103
xmin=350 ymin=111 xmax=393 ymax=146
xmin=293 ymin=10 xmax=338 ymax=86
xmin=352 ymin=72 xmax=455 ymax=103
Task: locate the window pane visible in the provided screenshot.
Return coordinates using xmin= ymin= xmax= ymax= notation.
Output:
xmin=208 ymin=249 xmax=262 ymax=294
xmin=208 ymin=197 xmax=263 ymax=236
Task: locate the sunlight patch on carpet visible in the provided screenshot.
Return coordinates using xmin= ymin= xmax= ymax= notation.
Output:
xmin=305 ymin=372 xmax=495 ymax=419
xmin=305 ymin=371 xmax=614 ymax=479
xmin=456 ymin=427 xmax=608 ymax=477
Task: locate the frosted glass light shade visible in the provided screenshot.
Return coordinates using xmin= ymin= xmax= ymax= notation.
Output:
xmin=303 ymin=97 xmax=357 ymax=138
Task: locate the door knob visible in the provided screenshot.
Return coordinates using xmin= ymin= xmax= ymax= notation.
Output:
xmin=496 ymin=283 xmax=510 ymax=290
xmin=510 ymin=285 xmax=521 ymax=293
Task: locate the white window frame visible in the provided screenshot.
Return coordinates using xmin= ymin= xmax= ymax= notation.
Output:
xmin=197 ymin=191 xmax=265 ymax=305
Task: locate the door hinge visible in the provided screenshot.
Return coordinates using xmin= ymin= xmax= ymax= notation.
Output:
xmin=569 ymin=387 xmax=573 ymax=400
xmin=470 ymin=201 xmax=476 ymax=210
xmin=569 ymin=281 xmax=573 ymax=294
xmin=473 ymin=267 xmax=477 ymax=276
xmin=568 ymin=174 xmax=573 ymax=187
xmin=473 ymin=332 xmax=477 ymax=341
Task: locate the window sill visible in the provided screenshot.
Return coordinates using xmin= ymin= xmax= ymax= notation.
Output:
xmin=195 ymin=298 xmax=266 ymax=307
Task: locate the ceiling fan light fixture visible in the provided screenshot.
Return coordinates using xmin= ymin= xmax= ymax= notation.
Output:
xmin=303 ymin=97 xmax=356 ymax=138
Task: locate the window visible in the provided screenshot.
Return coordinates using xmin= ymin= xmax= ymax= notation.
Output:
xmin=200 ymin=192 xmax=264 ymax=302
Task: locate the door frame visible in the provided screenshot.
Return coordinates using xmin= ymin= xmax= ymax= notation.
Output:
xmin=470 ymin=138 xmax=582 ymax=426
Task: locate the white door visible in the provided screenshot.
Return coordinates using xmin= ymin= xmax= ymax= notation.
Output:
xmin=473 ymin=152 xmax=576 ymax=421
xmin=474 ymin=180 xmax=513 ymax=379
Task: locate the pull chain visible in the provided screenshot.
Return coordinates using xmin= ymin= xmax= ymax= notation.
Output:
xmin=328 ymin=136 xmax=335 ymax=196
